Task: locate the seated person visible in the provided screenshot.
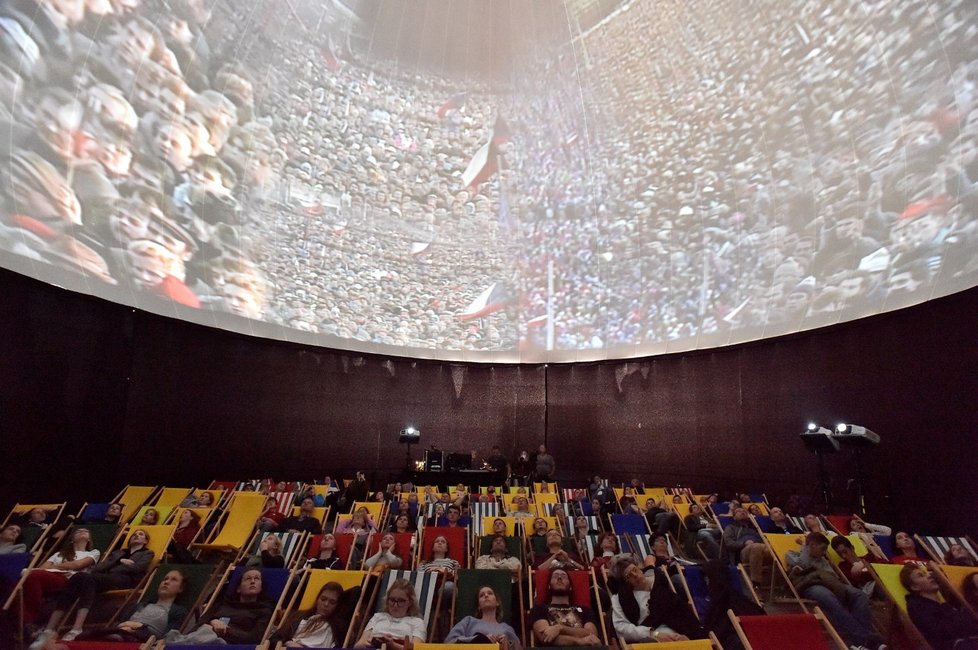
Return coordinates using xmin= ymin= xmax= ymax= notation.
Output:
xmin=22 ymin=528 xmax=100 ymax=631
xmin=901 ymin=562 xmax=978 ymax=650
xmin=0 ymin=524 xmax=26 ymax=554
xmin=507 ymin=496 xmax=534 ymax=523
xmin=945 ymin=543 xmax=978 ymax=567
xmin=445 ymin=585 xmax=521 ymax=650
xmin=761 ymin=506 xmax=800 ymax=534
xmin=270 ymin=581 xmax=353 ymax=648
xmin=475 ymin=535 xmax=521 ymax=582
xmin=529 ymin=517 xmax=549 ymax=539
xmin=279 ymin=497 xmax=323 ymax=535
xmin=169 ymin=509 xmax=202 ymax=563
xmin=608 ymin=554 xmax=706 ymax=643
xmin=891 ymin=531 xmax=927 ymax=564
xmin=683 ymin=503 xmax=721 ymax=559
xmin=36 ymin=529 xmax=154 ymax=643
xmin=830 ymin=535 xmax=874 ymax=589
xmin=258 ymin=496 xmax=286 ymax=532
xmin=589 ymin=532 xmax=620 ymax=574
xmin=534 ymin=529 xmax=585 ymax=570
xmin=295 ymin=484 xmax=326 ymax=507
xmin=354 ymin=578 xmax=426 ymax=650
xmin=642 ymin=498 xmax=680 ymax=538
xmin=802 ymin=514 xmax=833 ymax=536
xmin=570 ymin=515 xmax=597 ymax=543
xmin=85 ymin=502 xmax=124 ymax=525
xmin=438 ymin=504 xmax=470 ymax=529
xmin=307 ymin=533 xmax=344 ymax=570
xmin=248 ymin=534 xmax=285 ymax=568
xmin=364 ymin=533 xmax=404 ymax=571
xmin=848 ymin=516 xmax=891 ymax=561
xmin=163 ymin=567 xmax=274 ymax=645
xmin=786 ymin=533 xmax=884 ymax=650
xmin=721 ymin=507 xmax=768 ymax=587
xmin=964 ymin=573 xmax=978 ymax=611
xmin=529 ymin=568 xmax=601 ymax=647
xmin=137 ymin=508 xmax=161 ymax=526
xmin=70 ymin=569 xmax=190 ymax=643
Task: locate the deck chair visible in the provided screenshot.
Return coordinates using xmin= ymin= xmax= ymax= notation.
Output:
xmin=0 ymin=553 xmax=32 ymax=609
xmin=870 ymin=562 xmax=937 ymax=649
xmin=245 ymin=531 xmax=307 ymax=569
xmin=352 ymin=501 xmax=385 ymax=522
xmin=565 ymin=515 xmax=601 ymax=537
xmin=478 ymin=486 xmax=503 ymax=495
xmin=611 ymin=514 xmax=651 ymax=536
xmin=133 ymin=506 xmax=173 ymax=527
xmin=113 ymin=486 xmax=158 ymax=524
xmin=823 ymin=515 xmax=854 ymax=536
xmin=469 ymin=501 xmax=501 ymax=522
xmin=109 ymin=561 xmax=221 ymax=632
xmin=366 ymin=532 xmax=415 ymax=570
xmin=277 ymin=569 xmax=368 ymax=646
xmin=289 ymin=506 xmax=330 ymax=529
xmin=677 ymin=563 xmax=758 ymax=621
xmin=304 ymin=533 xmax=352 ymax=569
xmin=85 ymin=522 xmax=128 ymax=553
xmin=476 ymin=535 xmax=523 ymax=562
xmin=198 ymin=565 xmax=295 ymax=640
xmin=153 ymin=488 xmax=194 ymax=511
xmin=194 ymin=492 xmax=267 ymax=554
xmin=728 ymin=608 xmax=847 ymax=649
xmin=762 ymin=533 xmax=813 ymax=610
xmin=533 ymin=482 xmax=558 ymax=494
xmin=364 ymin=570 xmax=439 ymax=641
xmin=475 ymin=516 xmax=519 ymax=538
xmin=580 ymin=533 xmax=626 ymax=562
xmin=267 ymin=491 xmax=296 ymax=517
xmin=3 ymin=503 xmax=67 ymax=552
xmin=917 ymin=535 xmax=978 ymax=564
xmin=935 ymin=564 xmax=978 ymax=619
xmin=453 ymin=568 xmax=520 ymax=635
xmin=501 ymin=493 xmax=533 ymax=515
xmin=419 ymin=526 xmax=468 ymax=567
xmin=529 ymin=568 xmax=598 ymax=638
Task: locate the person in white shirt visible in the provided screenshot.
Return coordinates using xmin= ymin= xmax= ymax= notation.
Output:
xmin=354 ymin=579 xmax=426 ymax=650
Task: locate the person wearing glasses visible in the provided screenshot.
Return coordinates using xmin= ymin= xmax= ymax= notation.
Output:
xmin=354 ymin=579 xmax=426 ymax=650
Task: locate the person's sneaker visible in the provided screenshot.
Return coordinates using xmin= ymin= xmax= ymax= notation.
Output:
xmin=28 ymin=629 xmax=55 ymax=650
xmin=61 ymin=628 xmax=82 ymax=641
xmin=849 ymin=645 xmax=870 ymax=650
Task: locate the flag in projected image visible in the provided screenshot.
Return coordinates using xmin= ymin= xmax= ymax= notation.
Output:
xmin=461 ymin=114 xmax=511 ymax=189
xmin=437 ymin=92 xmax=467 ymax=118
xmin=458 ymin=283 xmax=511 ymax=321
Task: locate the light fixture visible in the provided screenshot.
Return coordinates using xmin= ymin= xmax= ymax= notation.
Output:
xmin=807 ymin=422 xmax=817 ymax=431
xmin=836 ymin=423 xmax=847 ymax=433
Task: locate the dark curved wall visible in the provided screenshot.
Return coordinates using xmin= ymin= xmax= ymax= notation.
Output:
xmin=1 ymin=267 xmax=975 ymax=537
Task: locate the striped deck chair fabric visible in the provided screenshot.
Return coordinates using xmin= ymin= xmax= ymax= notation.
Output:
xmin=268 ymin=491 xmax=296 ymax=515
xmin=469 ymin=501 xmax=501 ymax=520
xmin=918 ymin=535 xmax=978 ymax=563
xmin=580 ymin=533 xmax=625 ymax=561
xmin=251 ymin=531 xmax=306 ymax=567
xmin=376 ymin=570 xmax=439 ymax=631
xmin=565 ymin=515 xmax=600 ymax=536
xmin=628 ymin=533 xmax=677 ymax=559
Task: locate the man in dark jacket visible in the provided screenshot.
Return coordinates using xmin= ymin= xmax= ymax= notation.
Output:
xmin=901 ymin=563 xmax=978 ymax=650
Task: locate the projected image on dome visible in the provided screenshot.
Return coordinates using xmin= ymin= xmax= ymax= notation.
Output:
xmin=0 ymin=0 xmax=976 ymax=361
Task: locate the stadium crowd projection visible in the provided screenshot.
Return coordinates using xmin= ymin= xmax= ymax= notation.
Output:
xmin=0 ymin=0 xmax=976 ymax=361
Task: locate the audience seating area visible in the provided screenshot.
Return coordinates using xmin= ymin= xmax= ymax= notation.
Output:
xmin=0 ymin=479 xmax=975 ymax=650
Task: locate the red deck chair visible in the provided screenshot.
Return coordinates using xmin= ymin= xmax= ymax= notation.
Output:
xmin=306 ymin=533 xmax=352 ymax=569
xmin=367 ymin=531 xmax=415 ymax=569
xmin=532 ymin=567 xmax=592 ymax=608
xmin=728 ymin=609 xmax=847 ymax=650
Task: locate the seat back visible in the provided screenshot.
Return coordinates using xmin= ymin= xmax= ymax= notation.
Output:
xmin=133 ymin=505 xmax=173 ymax=526
xmin=533 ymin=568 xmax=591 ymax=608
xmin=764 ymin=533 xmax=806 ymax=569
xmin=200 ymin=492 xmax=267 ymax=550
xmin=367 ymin=532 xmax=414 ymax=569
xmin=469 ymin=501 xmax=501 ymax=522
xmin=154 ymin=488 xmax=194 ymax=511
xmin=455 ymin=568 xmax=514 ymax=623
xmin=610 ymin=514 xmax=649 ymax=535
xmin=250 ymin=531 xmax=306 ymax=568
xmin=140 ymin=562 xmax=219 ymax=627
xmin=114 ymin=486 xmax=157 ymax=523
xmin=268 ymin=491 xmax=296 ymax=515
xmin=374 ymin=570 xmax=440 ymax=630
xmin=533 ymin=482 xmax=558 ymax=494
xmin=305 ymin=533 xmax=352 ymax=568
xmin=352 ymin=501 xmax=385 ymax=522
xmin=477 ymin=535 xmax=522 ymax=560
xmin=420 ymin=526 xmax=467 ymax=565
xmin=123 ymin=524 xmax=175 ymax=562
xmin=297 ymin=569 xmax=367 ymax=609
xmin=824 ymin=515 xmax=854 ymax=535
xmin=290 ymin=506 xmax=329 ymax=527
xmin=872 ymin=562 xmax=915 ymax=614
xmin=735 ymin=613 xmax=834 ymax=650
xmin=917 ymin=535 xmax=978 ymax=563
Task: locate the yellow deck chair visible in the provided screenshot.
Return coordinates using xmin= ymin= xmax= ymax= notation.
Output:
xmin=2 ymin=502 xmax=67 ymax=552
xmin=742 ymin=502 xmax=770 ymax=515
xmin=532 ymin=482 xmax=558 ymax=494
xmin=522 ymin=516 xmax=561 ymax=538
xmin=763 ymin=533 xmax=812 ymax=610
xmin=352 ymin=501 xmax=385 ymax=522
xmin=291 ymin=506 xmax=330 ymax=527
xmin=628 ymin=638 xmax=719 ymax=649
xmin=195 ymin=492 xmax=267 ymax=552
xmin=502 ymin=493 xmax=533 ymax=513
xmin=153 ymin=487 xmax=193 ymax=511
xmin=825 ymin=534 xmax=870 ymax=564
xmin=936 ymin=564 xmax=978 ymax=617
xmin=112 ymin=486 xmax=157 ymax=523
xmin=479 ymin=486 xmax=503 ymax=495
xmin=190 ymin=487 xmax=226 ymax=508
xmin=673 ymin=502 xmax=695 ymax=519
xmin=534 ymin=493 xmax=559 ymax=508
xmin=132 ymin=505 xmax=173 ymax=526
xmin=871 ymin=562 xmax=935 ymax=648
xmin=275 ymin=568 xmax=369 ymax=645
xmin=482 ymin=516 xmax=519 ymax=537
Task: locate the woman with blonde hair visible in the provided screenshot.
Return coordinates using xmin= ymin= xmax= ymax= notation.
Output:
xmin=445 ymin=585 xmax=521 ymax=650
xmin=354 ymin=579 xmax=426 ymax=649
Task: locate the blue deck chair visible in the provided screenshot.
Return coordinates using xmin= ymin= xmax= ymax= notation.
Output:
xmin=610 ymin=514 xmax=649 ymax=536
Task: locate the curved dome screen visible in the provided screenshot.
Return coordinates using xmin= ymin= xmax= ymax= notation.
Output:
xmin=1 ymin=0 xmax=976 ymax=362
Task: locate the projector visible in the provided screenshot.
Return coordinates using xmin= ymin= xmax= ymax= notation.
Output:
xmin=832 ymin=424 xmax=880 ymax=447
